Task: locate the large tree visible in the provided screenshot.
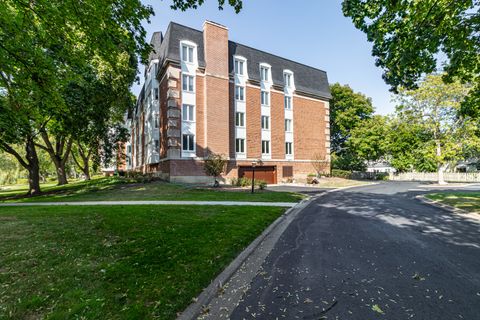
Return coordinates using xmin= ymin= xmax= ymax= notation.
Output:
xmin=329 ymin=83 xmax=375 ymax=171
xmin=0 ymin=0 xmax=152 ymax=194
xmin=342 ymin=0 xmax=480 ymax=118
xmin=394 ymin=74 xmax=477 ymax=184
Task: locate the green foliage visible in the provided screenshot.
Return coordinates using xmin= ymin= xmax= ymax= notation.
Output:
xmin=257 ymin=180 xmax=267 ymax=190
xmin=329 ymin=83 xmax=375 ymax=171
xmin=330 ymin=83 xmax=375 ymax=153
xmin=331 ymin=169 xmax=352 ymax=179
xmin=171 ymin=0 xmax=243 ymax=13
xmin=203 ymin=153 xmax=227 ymax=186
xmin=347 ymin=115 xmax=389 ymax=162
xmin=342 ymin=0 xmax=480 ymax=117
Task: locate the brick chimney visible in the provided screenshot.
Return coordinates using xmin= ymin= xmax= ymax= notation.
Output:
xmin=202 ymin=21 xmax=230 ymax=156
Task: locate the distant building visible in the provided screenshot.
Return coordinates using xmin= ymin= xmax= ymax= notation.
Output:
xmin=366 ymin=160 xmax=396 ymax=173
xmin=125 ymin=21 xmax=331 ymax=183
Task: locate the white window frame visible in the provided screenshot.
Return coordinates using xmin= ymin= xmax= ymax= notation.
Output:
xmin=235 ymin=112 xmax=245 ymax=127
xmin=234 ymin=58 xmax=245 ymax=76
xmin=260 ymin=66 xmax=269 ymax=82
xmin=182 ymin=134 xmax=195 ymax=152
xmin=235 ymin=86 xmax=245 ymax=101
xmin=154 ymin=88 xmax=159 ymax=100
xmin=286 ymin=142 xmax=293 ymax=155
xmin=284 ymin=96 xmax=292 ymax=110
xmin=261 ymin=115 xmax=270 ymax=130
xmin=182 ymin=74 xmax=195 ymax=92
xmin=261 ymin=91 xmax=270 ymax=106
xmin=235 ymin=138 xmax=245 ymax=153
xmin=285 ymin=119 xmax=292 ymax=132
xmin=261 ymin=140 xmax=270 ymax=155
xmin=181 ymin=44 xmax=194 ymax=63
xmin=154 ymin=113 xmax=159 ymax=128
xmin=182 ymin=104 xmax=195 ymax=122
xmin=283 ymin=70 xmax=294 ymax=88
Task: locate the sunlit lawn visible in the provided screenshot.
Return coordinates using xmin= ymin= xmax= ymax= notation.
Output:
xmin=0 ymin=177 xmax=304 ymax=203
xmin=0 ymin=205 xmax=285 ymax=319
xmin=426 ymin=192 xmax=480 ymax=214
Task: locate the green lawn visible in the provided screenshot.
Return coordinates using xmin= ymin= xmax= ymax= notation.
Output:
xmin=426 ymin=192 xmax=480 ymax=213
xmin=0 ymin=177 xmax=304 ymax=203
xmin=0 ymin=205 xmax=285 ymax=319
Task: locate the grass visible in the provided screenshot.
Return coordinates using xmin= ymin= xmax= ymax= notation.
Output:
xmin=314 ymin=177 xmax=371 ymax=188
xmin=0 ymin=205 xmax=285 ymax=319
xmin=426 ymin=192 xmax=480 ymax=213
xmin=0 ymin=177 xmax=304 ymax=203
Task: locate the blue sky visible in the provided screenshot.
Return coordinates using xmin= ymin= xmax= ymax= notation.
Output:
xmin=133 ymin=0 xmax=396 ymax=115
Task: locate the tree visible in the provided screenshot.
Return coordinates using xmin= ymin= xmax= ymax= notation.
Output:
xmin=330 ymin=83 xmax=375 ymax=154
xmin=342 ymin=0 xmax=480 ymax=118
xmin=171 ymin=0 xmax=243 ymax=12
xmin=203 ymin=153 xmax=227 ymax=187
xmin=394 ymin=74 xmax=476 ymax=184
xmin=0 ymin=0 xmax=152 ymax=194
xmin=311 ymin=153 xmax=329 ymax=176
xmin=347 ymin=115 xmax=389 ymax=162
xmin=329 ymin=83 xmax=374 ymax=171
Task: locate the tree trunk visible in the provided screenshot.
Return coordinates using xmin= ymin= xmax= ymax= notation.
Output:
xmin=436 ymin=140 xmax=447 ymax=185
xmin=25 ymin=138 xmax=41 ymax=196
xmin=55 ymin=161 xmax=68 ymax=185
xmin=83 ymin=164 xmax=91 ymax=180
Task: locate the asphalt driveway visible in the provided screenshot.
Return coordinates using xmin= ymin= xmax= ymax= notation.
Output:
xmin=229 ymin=182 xmax=480 ymax=319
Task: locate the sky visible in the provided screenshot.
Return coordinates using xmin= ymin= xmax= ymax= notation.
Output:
xmin=133 ymin=0 xmax=396 ymax=115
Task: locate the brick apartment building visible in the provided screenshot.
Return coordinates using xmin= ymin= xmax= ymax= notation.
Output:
xmin=124 ymin=21 xmax=331 ymax=184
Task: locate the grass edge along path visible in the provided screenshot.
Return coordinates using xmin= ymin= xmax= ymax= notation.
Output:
xmin=0 ymin=177 xmax=304 ymax=203
xmin=0 ymin=204 xmax=285 ymax=319
xmin=425 ymin=192 xmax=480 ymax=214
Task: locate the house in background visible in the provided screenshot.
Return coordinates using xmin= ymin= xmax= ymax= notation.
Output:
xmin=366 ymin=160 xmax=396 ymax=174
xmin=125 ymin=21 xmax=331 ymax=183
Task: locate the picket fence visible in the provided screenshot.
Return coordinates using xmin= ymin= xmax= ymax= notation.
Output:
xmin=389 ymin=172 xmax=480 ymax=183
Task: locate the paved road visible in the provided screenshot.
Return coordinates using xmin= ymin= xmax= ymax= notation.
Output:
xmin=230 ymin=182 xmax=480 ymax=320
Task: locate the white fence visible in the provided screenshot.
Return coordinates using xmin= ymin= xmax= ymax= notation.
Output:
xmin=389 ymin=172 xmax=480 ymax=183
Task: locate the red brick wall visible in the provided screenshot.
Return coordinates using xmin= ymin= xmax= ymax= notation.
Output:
xmin=246 ymin=85 xmax=262 ymax=158
xmin=159 ymin=74 xmax=169 ymax=159
xmin=293 ymin=96 xmax=327 ymax=160
xmin=196 ymin=74 xmax=206 ymax=157
xmin=203 ymin=22 xmax=230 ymax=156
xmin=271 ymin=90 xmax=285 ymax=159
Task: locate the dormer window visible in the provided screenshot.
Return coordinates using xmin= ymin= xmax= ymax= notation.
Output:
xmin=284 ymin=71 xmax=294 ymax=87
xmin=234 ymin=59 xmax=245 ymax=76
xmin=181 ymin=44 xmax=194 ymax=63
xmin=260 ymin=66 xmax=269 ymax=82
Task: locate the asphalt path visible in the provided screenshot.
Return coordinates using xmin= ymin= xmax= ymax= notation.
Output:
xmin=230 ymin=182 xmax=480 ymax=319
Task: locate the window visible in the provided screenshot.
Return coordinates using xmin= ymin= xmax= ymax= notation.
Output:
xmin=234 ymin=59 xmax=244 ymax=75
xmin=235 ymin=112 xmax=245 ymax=127
xmin=284 ymin=72 xmax=292 ymax=87
xmin=181 ymin=44 xmax=194 ymax=63
xmin=285 ymin=119 xmax=292 ymax=132
xmin=154 ymin=88 xmax=159 ymax=100
xmin=261 ymin=116 xmax=270 ymax=130
xmin=182 ymin=134 xmax=195 ymax=151
xmin=154 ymin=114 xmax=159 ymax=128
xmin=154 ymin=139 xmax=159 ymax=150
xmin=260 ymin=66 xmax=269 ymax=82
xmin=127 ymin=145 xmax=132 ymax=153
xmin=235 ymin=86 xmax=245 ymax=101
xmin=261 ymin=140 xmax=270 ymax=154
xmin=286 ymin=142 xmax=293 ymax=155
xmin=261 ymin=91 xmax=270 ymax=106
xmin=284 ymin=96 xmax=292 ymax=109
xmin=182 ymin=74 xmax=194 ymax=92
xmin=182 ymin=104 xmax=195 ymax=121
xmin=283 ymin=166 xmax=293 ymax=178
xmin=235 ymin=138 xmax=245 ymax=153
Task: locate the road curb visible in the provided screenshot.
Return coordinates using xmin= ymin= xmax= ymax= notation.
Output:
xmin=177 ymin=183 xmax=372 ymax=320
xmin=176 ymin=197 xmax=311 ymax=320
xmin=415 ymin=195 xmax=476 ymax=216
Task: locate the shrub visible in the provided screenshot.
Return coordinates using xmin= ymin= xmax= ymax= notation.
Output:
xmin=257 ymin=180 xmax=267 ymax=190
xmin=331 ymin=169 xmax=352 ymax=179
xmin=230 ymin=177 xmax=238 ymax=186
xmin=203 ymin=153 xmax=227 ymax=187
xmin=239 ymin=177 xmax=252 ymax=187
